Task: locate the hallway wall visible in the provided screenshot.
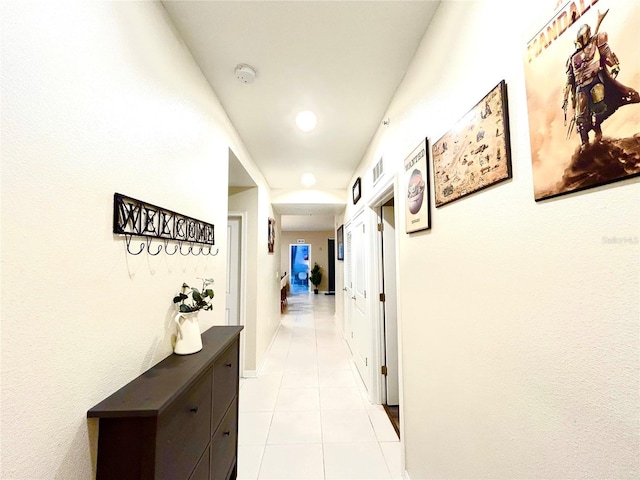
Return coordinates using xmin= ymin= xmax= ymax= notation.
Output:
xmin=0 ymin=2 xmax=275 ymax=478
xmin=345 ymin=0 xmax=639 ymax=478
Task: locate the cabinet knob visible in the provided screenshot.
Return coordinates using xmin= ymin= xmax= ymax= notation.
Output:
xmin=226 ymin=363 xmax=233 ymax=367
xmin=189 ymin=407 xmax=198 ymax=414
xmin=223 ymin=431 xmax=230 ymax=436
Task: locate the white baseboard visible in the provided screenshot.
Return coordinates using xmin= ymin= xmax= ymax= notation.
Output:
xmin=241 ymin=370 xmax=258 ymax=378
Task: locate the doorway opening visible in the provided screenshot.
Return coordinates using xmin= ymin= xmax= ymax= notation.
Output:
xmin=379 ymin=198 xmax=400 ymax=438
xmin=289 ymin=244 xmax=310 ymax=295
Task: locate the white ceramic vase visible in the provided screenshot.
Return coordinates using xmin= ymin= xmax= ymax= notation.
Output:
xmin=174 ymin=311 xmax=203 ymax=355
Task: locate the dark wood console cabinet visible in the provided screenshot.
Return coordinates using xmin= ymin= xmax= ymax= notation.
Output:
xmin=88 ymin=326 xmax=243 ymax=480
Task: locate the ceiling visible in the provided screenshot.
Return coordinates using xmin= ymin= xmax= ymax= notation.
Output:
xmin=162 ymin=0 xmax=440 ymax=230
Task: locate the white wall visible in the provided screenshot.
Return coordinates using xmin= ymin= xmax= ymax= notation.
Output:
xmin=347 ymin=0 xmax=639 ymax=478
xmin=229 ymin=187 xmax=260 ymax=372
xmin=0 ymin=2 xmax=269 ymax=478
xmin=228 ymin=187 xmax=281 ymax=374
xmin=254 ymin=187 xmax=282 ymax=369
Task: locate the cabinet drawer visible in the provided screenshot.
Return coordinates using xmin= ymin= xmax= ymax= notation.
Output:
xmin=157 ymin=370 xmax=212 ymax=479
xmin=212 ymin=341 xmax=239 ymax=430
xmin=210 ymin=398 xmax=238 ymax=480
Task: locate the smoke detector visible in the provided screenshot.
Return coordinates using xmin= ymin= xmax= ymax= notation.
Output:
xmin=234 ymin=64 xmax=256 ymax=84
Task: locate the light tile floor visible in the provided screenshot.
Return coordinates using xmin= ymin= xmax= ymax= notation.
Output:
xmin=238 ymin=293 xmax=401 ymax=480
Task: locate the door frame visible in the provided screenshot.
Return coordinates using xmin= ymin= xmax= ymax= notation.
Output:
xmin=366 ymin=178 xmax=400 ymax=406
xmin=228 ymin=212 xmax=248 ymax=377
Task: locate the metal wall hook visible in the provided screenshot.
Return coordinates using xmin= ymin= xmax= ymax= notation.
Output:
xmin=124 ymin=234 xmax=145 ymax=255
xmin=163 ymin=239 xmax=179 ymax=255
xmin=191 ymin=243 xmax=202 ymax=256
xmin=179 ymin=241 xmax=192 ymax=256
xmin=201 ymin=245 xmax=220 ymax=256
xmin=146 ymin=237 xmax=162 ymax=256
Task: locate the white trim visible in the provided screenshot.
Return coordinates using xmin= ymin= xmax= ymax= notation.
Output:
xmin=228 ymin=211 xmax=248 ymax=377
xmin=368 ymin=174 xmax=395 ymax=207
xmin=366 ymin=178 xmax=397 ymax=405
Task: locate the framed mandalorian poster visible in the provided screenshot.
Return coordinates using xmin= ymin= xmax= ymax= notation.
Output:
xmin=523 ymin=0 xmax=640 ymax=201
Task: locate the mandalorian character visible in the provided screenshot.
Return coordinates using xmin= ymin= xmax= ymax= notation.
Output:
xmin=562 ymin=12 xmax=639 ymax=151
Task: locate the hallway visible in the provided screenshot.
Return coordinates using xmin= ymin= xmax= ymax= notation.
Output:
xmin=237 ymin=293 xmax=401 ymax=479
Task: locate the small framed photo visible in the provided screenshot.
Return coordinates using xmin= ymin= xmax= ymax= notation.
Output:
xmin=352 ymin=177 xmax=362 ymax=204
xmin=268 ymin=217 xmax=275 ymax=253
xmin=403 ymin=138 xmax=431 ymax=233
xmin=337 ymin=225 xmax=344 ymax=261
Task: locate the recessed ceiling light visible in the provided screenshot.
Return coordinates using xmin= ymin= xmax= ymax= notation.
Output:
xmin=301 ymin=173 xmax=316 ymax=187
xmin=295 ymin=111 xmax=317 ymax=132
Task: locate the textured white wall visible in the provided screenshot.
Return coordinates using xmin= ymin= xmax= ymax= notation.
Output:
xmin=347 ymin=0 xmax=639 ymax=478
xmin=0 ymin=2 xmax=261 ymax=478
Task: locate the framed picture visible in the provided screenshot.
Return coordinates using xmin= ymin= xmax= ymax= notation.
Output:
xmin=268 ymin=217 xmax=275 ymax=253
xmin=336 ymin=225 xmax=344 ymax=261
xmin=352 ymin=177 xmax=361 ymax=204
xmin=523 ymin=1 xmax=640 ymax=201
xmin=432 ymin=80 xmax=512 ymax=207
xmin=403 ymin=138 xmax=431 ymax=233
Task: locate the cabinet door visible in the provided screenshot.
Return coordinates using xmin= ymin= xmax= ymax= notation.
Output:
xmin=157 ymin=370 xmax=212 ymax=479
xmin=210 ymin=398 xmax=238 ymax=480
xmin=212 ymin=341 xmax=239 ymax=431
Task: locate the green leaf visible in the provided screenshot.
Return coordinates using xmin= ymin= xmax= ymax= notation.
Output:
xmin=192 ymin=290 xmax=202 ymax=303
xmin=204 ymin=289 xmax=214 ymax=298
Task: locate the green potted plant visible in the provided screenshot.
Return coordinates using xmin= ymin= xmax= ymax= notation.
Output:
xmin=173 ymin=278 xmax=215 ymax=312
xmin=172 ymin=278 xmax=214 ymax=355
xmin=309 ymin=263 xmax=322 ymax=294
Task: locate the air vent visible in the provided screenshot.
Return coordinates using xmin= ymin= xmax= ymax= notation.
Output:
xmin=372 ymin=157 xmax=384 ymax=185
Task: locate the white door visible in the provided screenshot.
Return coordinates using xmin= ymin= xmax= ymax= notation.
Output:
xmin=344 ymin=223 xmax=354 ymax=351
xmin=381 ymin=205 xmax=399 ymax=406
xmin=226 ymin=217 xmax=240 ymax=326
xmin=351 ymin=211 xmax=371 ymax=392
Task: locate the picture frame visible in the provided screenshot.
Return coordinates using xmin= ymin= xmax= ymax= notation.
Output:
xmin=336 ymin=225 xmax=344 ymax=261
xmin=403 ymin=138 xmax=431 ymax=233
xmin=523 ymin=1 xmax=640 ymax=201
xmin=268 ymin=217 xmax=275 ymax=253
xmin=352 ymin=177 xmax=361 ymax=205
xmin=432 ymin=80 xmax=512 ymax=207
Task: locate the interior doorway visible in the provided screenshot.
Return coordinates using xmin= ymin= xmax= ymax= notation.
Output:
xmin=289 ymin=244 xmax=310 ymax=294
xmin=227 ymin=213 xmax=246 ymax=377
xmin=379 ymin=200 xmax=400 ymax=437
xmin=327 ymin=238 xmax=335 ymax=295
